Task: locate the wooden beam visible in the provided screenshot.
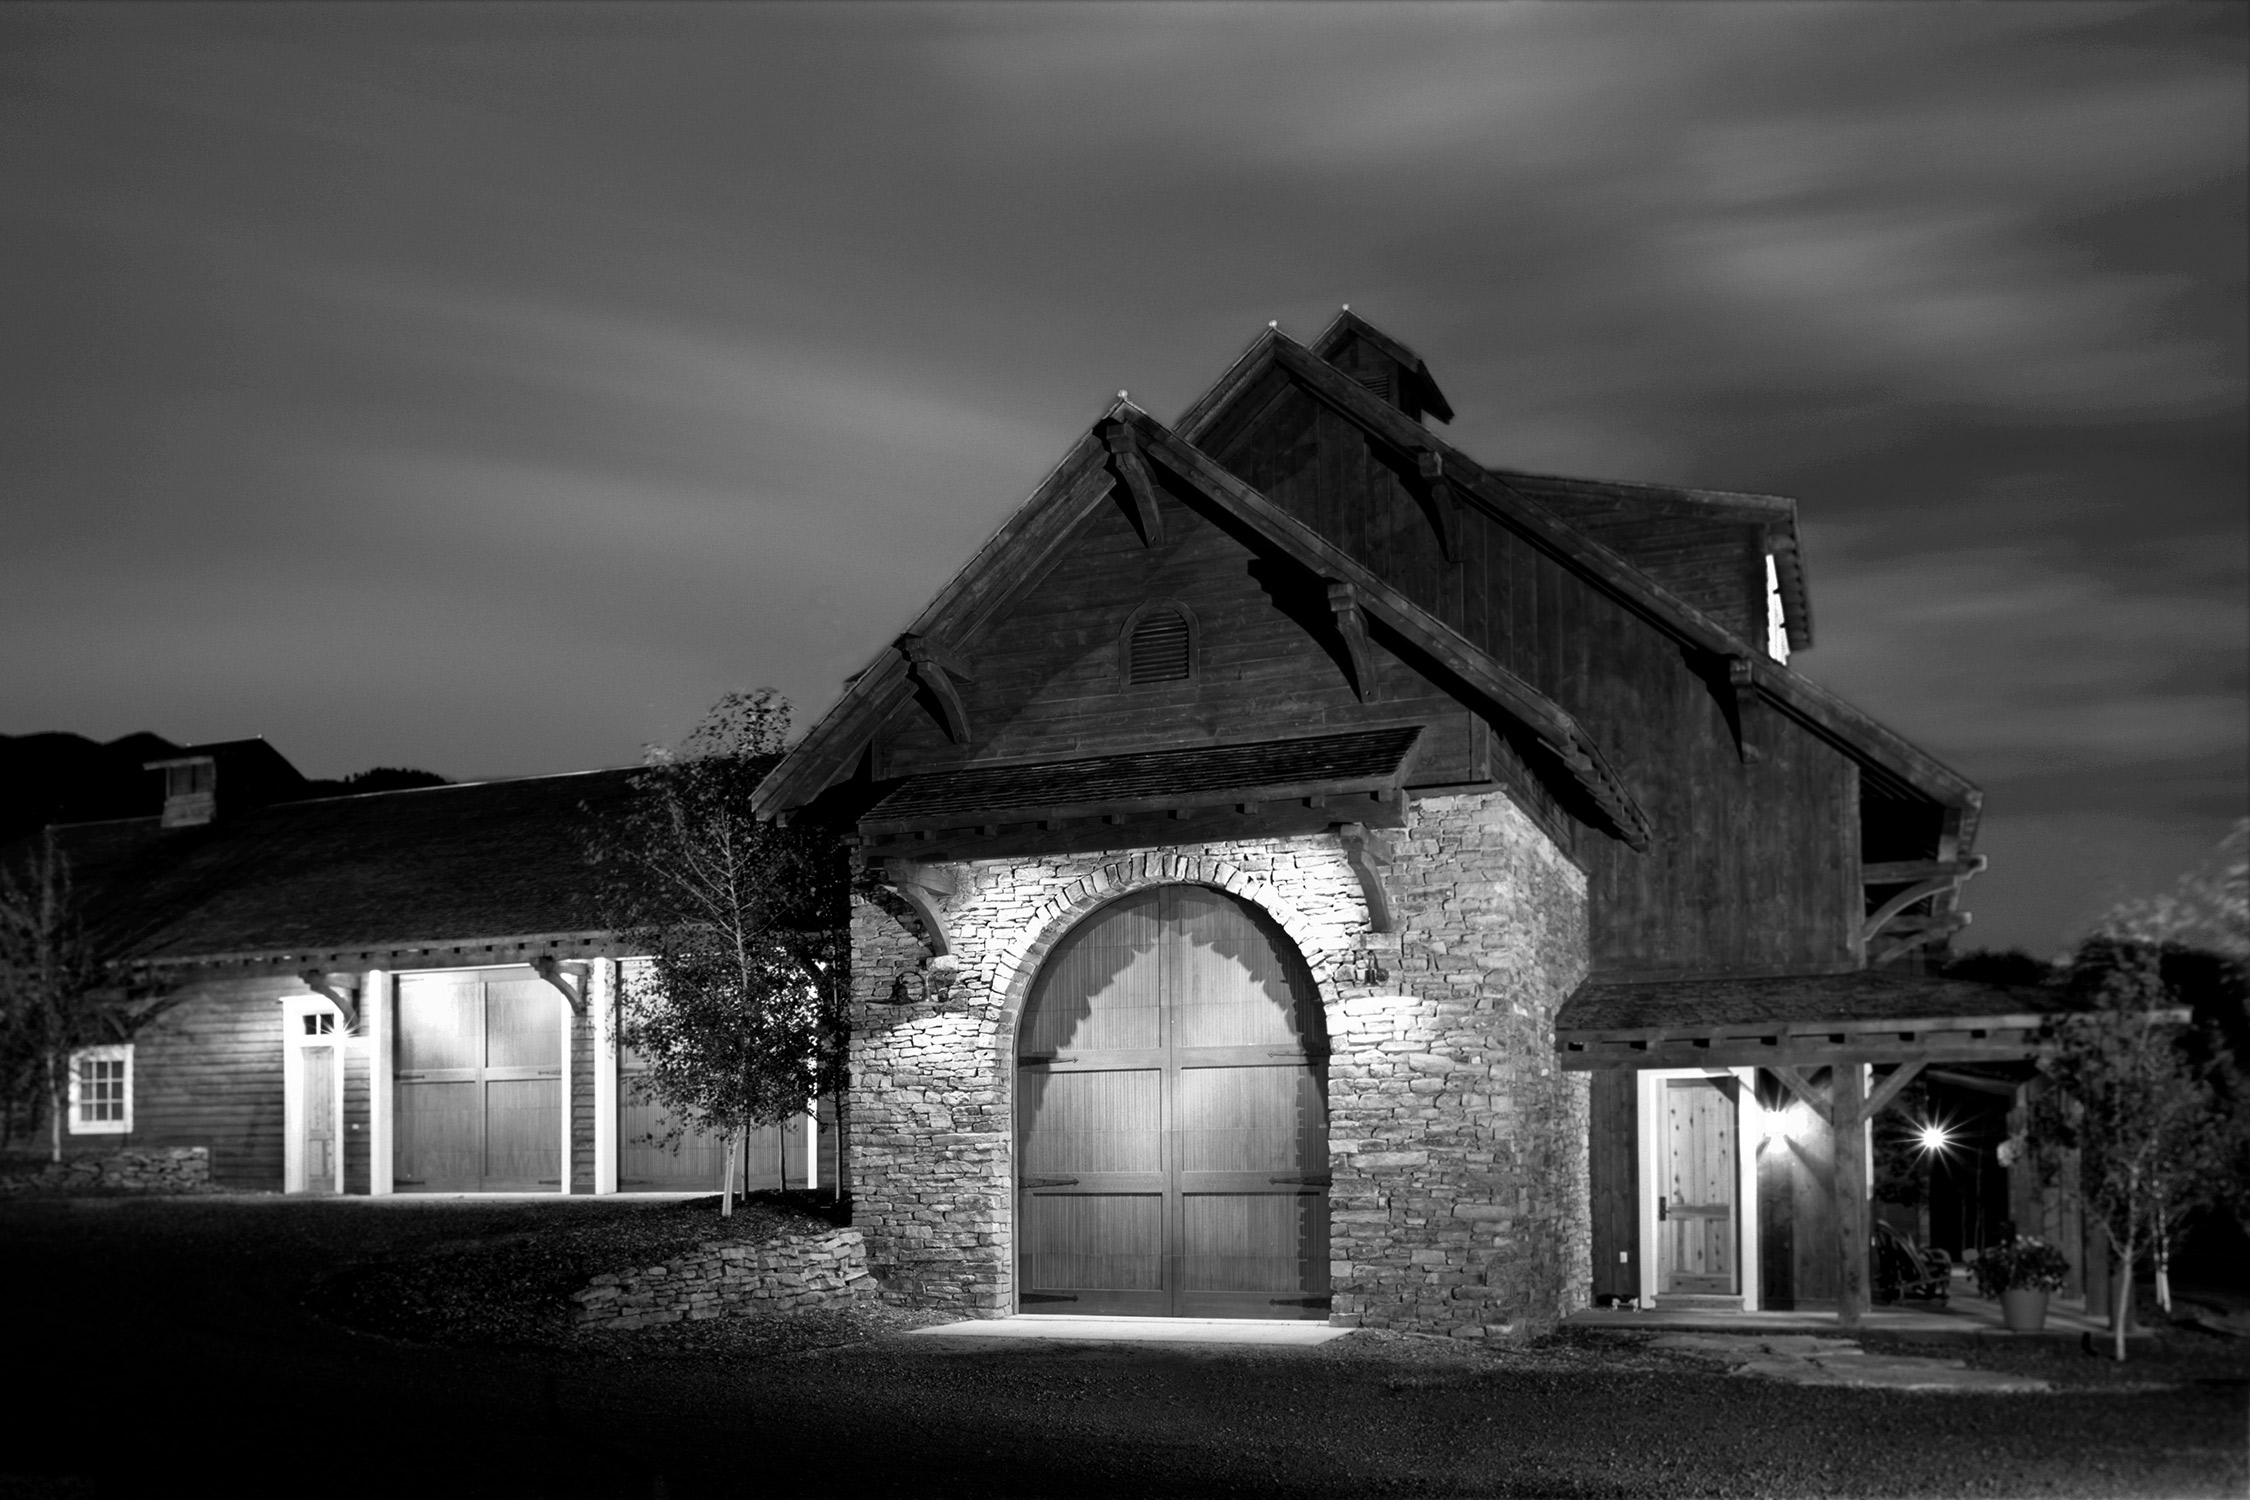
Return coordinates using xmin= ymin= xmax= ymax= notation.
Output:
xmin=1771 ymin=1065 xmax=1833 ymax=1126
xmin=1834 ymin=1061 xmax=1869 ymax=1327
xmin=1862 ymin=858 xmax=1986 ymax=944
xmin=1865 ymin=1060 xmax=1926 ymax=1119
xmin=897 ymin=634 xmax=973 ymax=746
xmin=296 ymin=970 xmax=361 ymax=1033
xmin=1104 ymin=420 xmax=1164 ymax=546
xmin=529 ymin=955 xmax=587 ymax=1017
xmin=1326 ymin=580 xmax=1376 ymax=701
xmin=1413 ymin=450 xmax=1459 ymax=562
xmin=1727 ymin=657 xmax=1764 ymax=766
xmin=1125 ymin=414 xmax=1657 ymax=853
xmin=1334 ymin=821 xmax=1395 ymax=934
xmin=1862 ymin=858 xmax=1983 ymax=885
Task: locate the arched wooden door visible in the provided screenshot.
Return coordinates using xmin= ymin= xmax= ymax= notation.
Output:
xmin=1015 ymin=885 xmax=1329 ymax=1319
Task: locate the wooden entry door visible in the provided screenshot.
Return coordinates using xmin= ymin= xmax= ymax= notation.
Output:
xmin=1015 ymin=885 xmax=1328 ymax=1320
xmin=395 ymin=973 xmax=564 ymax=1192
xmin=1660 ymin=1077 xmax=1739 ymax=1294
xmin=301 ymin=1045 xmax=338 ymax=1192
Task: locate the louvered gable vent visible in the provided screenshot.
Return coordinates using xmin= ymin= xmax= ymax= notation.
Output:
xmin=1128 ymin=607 xmax=1192 ymax=684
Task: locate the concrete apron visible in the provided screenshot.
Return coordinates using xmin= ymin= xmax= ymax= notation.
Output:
xmin=1647 ymin=1333 xmax=2051 ymax=1392
xmin=906 ymin=1316 xmax=1357 ymax=1347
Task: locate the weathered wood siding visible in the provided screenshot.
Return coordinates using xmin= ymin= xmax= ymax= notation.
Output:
xmin=1588 ymin=1070 xmax=1639 ymax=1300
xmin=344 ymin=1046 xmax=371 ymax=1194
xmin=876 ymin=474 xmax=1491 ymax=790
xmin=104 ymin=976 xmax=291 ymax=1188
xmin=1205 ymin=378 xmax=1861 ymax=978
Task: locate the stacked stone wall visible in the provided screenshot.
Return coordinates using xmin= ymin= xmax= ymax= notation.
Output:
xmin=0 ymin=1146 xmax=215 ymax=1195
xmin=570 ymin=1227 xmax=874 ymax=1330
xmin=848 ymin=788 xmax=1593 ymax=1339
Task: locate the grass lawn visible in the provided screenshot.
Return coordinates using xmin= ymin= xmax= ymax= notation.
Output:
xmin=4 ymin=1195 xmax=2244 ymax=1498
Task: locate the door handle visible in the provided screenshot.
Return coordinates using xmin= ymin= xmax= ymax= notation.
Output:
xmin=1658 ymin=1195 xmax=1668 ymax=1221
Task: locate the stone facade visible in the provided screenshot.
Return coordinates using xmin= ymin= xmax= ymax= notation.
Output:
xmin=847 ymin=788 xmax=1592 ymax=1338
xmin=570 ymin=1226 xmax=874 ymax=1330
xmin=0 ymin=1146 xmax=214 ymax=1195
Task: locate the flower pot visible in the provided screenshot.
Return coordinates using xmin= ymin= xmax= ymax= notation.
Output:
xmin=2000 ymin=1287 xmax=2050 ymax=1333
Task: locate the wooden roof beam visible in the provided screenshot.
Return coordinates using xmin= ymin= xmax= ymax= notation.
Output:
xmin=1103 ymin=420 xmax=1164 ymax=547
xmin=1122 ymin=412 xmax=1655 ymax=852
xmin=1262 ymin=336 xmax=1982 ymax=814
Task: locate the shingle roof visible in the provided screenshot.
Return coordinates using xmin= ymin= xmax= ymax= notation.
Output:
xmin=1557 ymin=969 xmax=2068 ymax=1037
xmin=35 ymin=768 xmax=641 ymax=962
xmin=859 ymin=727 xmax=1422 ymax=833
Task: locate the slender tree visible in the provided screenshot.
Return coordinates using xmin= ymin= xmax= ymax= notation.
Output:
xmin=0 ymin=831 xmax=113 ymax=1161
xmin=587 ymin=690 xmax=851 ymax=1215
xmin=2026 ymin=940 xmax=2231 ymax=1361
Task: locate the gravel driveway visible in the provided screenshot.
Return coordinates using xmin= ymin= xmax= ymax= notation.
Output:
xmin=4 ymin=1196 xmax=2243 ymax=1498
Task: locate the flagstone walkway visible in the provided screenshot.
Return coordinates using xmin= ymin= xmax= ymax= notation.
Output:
xmin=1646 ymin=1332 xmax=2051 ymax=1391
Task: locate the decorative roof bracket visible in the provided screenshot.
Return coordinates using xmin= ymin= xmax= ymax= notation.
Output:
xmin=869 ymin=857 xmax=954 ymax=957
xmin=530 ymin=954 xmax=587 ymax=1016
xmin=1414 ymin=450 xmax=1459 ymax=563
xmin=1105 ymin=421 xmax=1164 ymax=547
xmin=1334 ymin=822 xmax=1396 ymax=934
xmin=1863 ymin=855 xmax=1987 ymax=951
xmin=1325 ymin=580 xmax=1376 ymax=702
xmin=296 ymin=970 xmax=361 ymax=1033
xmin=898 ymin=634 xmax=974 ymax=745
xmin=1727 ymin=657 xmax=1764 ymax=766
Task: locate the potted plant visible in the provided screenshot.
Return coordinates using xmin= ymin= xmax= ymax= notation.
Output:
xmin=1971 ymin=1235 xmax=2072 ymax=1332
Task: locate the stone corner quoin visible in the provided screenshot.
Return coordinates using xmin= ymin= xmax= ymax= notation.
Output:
xmin=844 ymin=788 xmax=1593 ymax=1339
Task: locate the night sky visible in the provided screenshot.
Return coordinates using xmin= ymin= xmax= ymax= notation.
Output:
xmin=4 ymin=3 xmax=2243 ymax=957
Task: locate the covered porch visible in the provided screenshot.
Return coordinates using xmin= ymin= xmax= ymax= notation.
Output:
xmin=1557 ymin=969 xmax=2081 ymax=1329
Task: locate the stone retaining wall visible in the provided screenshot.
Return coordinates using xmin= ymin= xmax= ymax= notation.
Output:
xmin=848 ymin=789 xmax=1593 ymax=1340
xmin=570 ymin=1226 xmax=875 ymax=1330
xmin=0 ymin=1146 xmax=214 ymax=1195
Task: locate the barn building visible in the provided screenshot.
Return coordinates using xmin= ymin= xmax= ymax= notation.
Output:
xmin=754 ymin=311 xmax=2009 ymax=1335
xmin=24 ymin=748 xmax=831 ymax=1197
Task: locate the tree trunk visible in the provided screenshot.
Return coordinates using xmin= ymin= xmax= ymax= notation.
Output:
xmin=47 ymin=1053 xmax=62 ymax=1165
xmin=2110 ymin=1227 xmax=2134 ymax=1363
xmin=721 ymin=1128 xmax=740 ymax=1219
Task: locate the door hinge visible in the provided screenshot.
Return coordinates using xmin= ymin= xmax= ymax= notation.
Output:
xmin=1270 ymin=1295 xmax=1333 ymax=1308
xmin=1020 ymin=1176 xmax=1080 ymax=1189
xmin=1268 ymin=1174 xmax=1333 ymax=1187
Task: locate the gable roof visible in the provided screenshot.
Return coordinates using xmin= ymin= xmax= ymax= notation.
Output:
xmin=1309 ymin=309 xmax=1455 ymax=424
xmin=1175 ymin=323 xmax=1974 ymax=821
xmin=24 ymin=768 xmax=641 ymax=967
xmin=754 ymin=402 xmax=1654 ymax=850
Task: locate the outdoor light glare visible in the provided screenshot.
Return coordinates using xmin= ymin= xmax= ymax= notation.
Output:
xmin=1916 ymin=1121 xmax=1953 ymax=1155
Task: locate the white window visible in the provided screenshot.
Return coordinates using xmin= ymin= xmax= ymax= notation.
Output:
xmin=69 ymin=1044 xmax=133 ymax=1135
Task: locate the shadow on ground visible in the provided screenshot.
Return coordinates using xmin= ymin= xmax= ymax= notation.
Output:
xmin=4 ymin=1197 xmax=2245 ymax=1498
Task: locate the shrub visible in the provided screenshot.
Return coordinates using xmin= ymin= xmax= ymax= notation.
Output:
xmin=1971 ymin=1235 xmax=2071 ymax=1297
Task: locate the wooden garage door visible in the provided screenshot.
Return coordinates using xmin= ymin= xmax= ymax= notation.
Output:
xmin=395 ymin=972 xmax=563 ymax=1192
xmin=616 ymin=1041 xmax=821 ymax=1192
xmin=1015 ymin=886 xmax=1329 ymax=1319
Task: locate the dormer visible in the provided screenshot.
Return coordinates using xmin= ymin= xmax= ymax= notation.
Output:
xmin=147 ymin=756 xmax=217 ymax=827
xmin=142 ymin=738 xmax=310 ymax=828
xmin=1310 ymin=309 xmax=1455 ymax=426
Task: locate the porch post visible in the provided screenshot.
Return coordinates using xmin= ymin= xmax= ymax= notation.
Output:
xmin=1834 ymin=1060 xmax=1868 ymax=1327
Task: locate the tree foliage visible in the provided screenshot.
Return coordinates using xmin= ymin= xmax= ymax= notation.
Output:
xmin=0 ymin=832 xmax=124 ymax=1159
xmin=586 ymin=690 xmax=851 ymax=1212
xmin=2024 ymin=938 xmax=2242 ymax=1359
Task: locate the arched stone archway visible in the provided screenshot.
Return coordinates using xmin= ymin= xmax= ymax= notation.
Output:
xmin=1011 ymin=882 xmax=1331 ymax=1319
